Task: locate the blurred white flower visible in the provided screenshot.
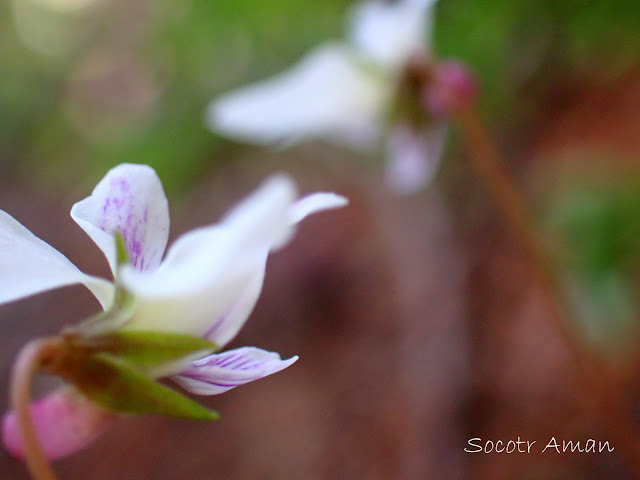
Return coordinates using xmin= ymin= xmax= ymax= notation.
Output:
xmin=207 ymin=0 xmax=446 ymax=194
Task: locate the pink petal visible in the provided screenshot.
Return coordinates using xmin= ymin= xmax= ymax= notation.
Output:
xmin=2 ymin=389 xmax=115 ymax=461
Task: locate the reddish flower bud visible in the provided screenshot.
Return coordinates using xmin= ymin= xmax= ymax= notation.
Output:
xmin=423 ymin=60 xmax=477 ymax=117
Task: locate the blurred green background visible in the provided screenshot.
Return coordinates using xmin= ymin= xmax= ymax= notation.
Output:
xmin=2 ymin=0 xmax=639 ymax=191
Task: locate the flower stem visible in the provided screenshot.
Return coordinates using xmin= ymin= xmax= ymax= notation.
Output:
xmin=10 ymin=338 xmax=62 ymax=480
xmin=455 ymin=107 xmax=640 ymax=475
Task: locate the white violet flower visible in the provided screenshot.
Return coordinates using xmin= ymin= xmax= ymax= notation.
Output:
xmin=207 ymin=0 xmax=445 ymax=194
xmin=1 ymin=163 xmax=347 ymax=459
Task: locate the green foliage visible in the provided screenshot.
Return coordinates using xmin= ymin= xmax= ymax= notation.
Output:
xmin=548 ymin=181 xmax=640 ymax=278
xmin=546 ymin=176 xmax=640 ymax=344
xmin=434 ymin=0 xmax=640 ymax=117
xmin=1 ymin=0 xmax=638 ymax=191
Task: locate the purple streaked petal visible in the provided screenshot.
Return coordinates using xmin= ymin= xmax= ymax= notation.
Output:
xmin=2 ymin=389 xmax=115 ymax=461
xmin=172 ymin=347 xmax=298 ymax=395
xmin=71 ymin=164 xmax=169 ymax=274
xmin=0 ymin=210 xmax=114 ymax=309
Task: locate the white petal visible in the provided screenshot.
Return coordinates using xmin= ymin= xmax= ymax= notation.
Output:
xmin=172 ymin=347 xmax=298 ymax=395
xmin=122 ymin=174 xmax=295 ymax=299
xmin=290 ymin=192 xmax=349 ymax=224
xmin=120 ymin=175 xmax=295 ymax=339
xmin=221 ymin=173 xmax=297 ymax=251
xmin=0 ymin=210 xmax=114 ymax=308
xmin=384 ymin=123 xmax=448 ymax=194
xmin=350 ymin=0 xmax=438 ymax=68
xmin=207 ymin=43 xmax=387 ymax=148
xmin=70 ymin=164 xmax=169 ymax=274
xmin=123 ymin=246 xmax=267 ymax=341
xmin=121 ymin=174 xmax=347 ymax=342
xmin=201 ymin=259 xmax=266 ymax=347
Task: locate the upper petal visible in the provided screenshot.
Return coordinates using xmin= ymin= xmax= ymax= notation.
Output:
xmin=221 ymin=173 xmax=298 ymax=251
xmin=71 ymin=164 xmax=170 ymax=275
xmin=206 ymin=43 xmax=388 ymax=148
xmin=350 ymin=0 xmax=438 ymax=69
xmin=384 ymin=123 xmax=448 ymax=194
xmin=172 ymin=347 xmax=298 ymax=395
xmin=0 ymin=210 xmax=114 ymax=308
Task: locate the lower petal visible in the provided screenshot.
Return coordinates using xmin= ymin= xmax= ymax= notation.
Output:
xmin=172 ymin=347 xmax=298 ymax=396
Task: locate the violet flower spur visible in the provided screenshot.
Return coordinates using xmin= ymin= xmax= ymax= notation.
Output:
xmin=1 ymin=163 xmax=347 ymax=462
xmin=207 ymin=0 xmax=447 ymax=194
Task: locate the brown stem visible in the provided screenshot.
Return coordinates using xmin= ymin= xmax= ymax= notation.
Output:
xmin=455 ymin=107 xmax=640 ymax=475
xmin=10 ymin=338 xmax=62 ymax=480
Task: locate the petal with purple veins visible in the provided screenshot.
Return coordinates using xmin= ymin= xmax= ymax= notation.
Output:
xmin=71 ymin=163 xmax=170 ymax=274
xmin=172 ymin=347 xmax=298 ymax=395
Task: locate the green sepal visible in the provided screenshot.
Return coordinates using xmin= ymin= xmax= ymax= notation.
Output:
xmin=72 ymin=291 xmax=135 ymax=338
xmin=45 ymin=351 xmax=219 ymax=420
xmin=114 ymin=231 xmax=131 ymax=267
xmin=72 ymin=232 xmax=136 ymax=337
xmin=71 ymin=330 xmax=218 ymax=370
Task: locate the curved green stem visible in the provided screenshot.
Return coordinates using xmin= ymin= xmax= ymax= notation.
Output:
xmin=10 ymin=338 xmax=62 ymax=480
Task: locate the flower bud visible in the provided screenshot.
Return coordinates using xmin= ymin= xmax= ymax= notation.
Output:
xmin=422 ymin=60 xmax=477 ymax=117
xmin=2 ymin=389 xmax=115 ymax=461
